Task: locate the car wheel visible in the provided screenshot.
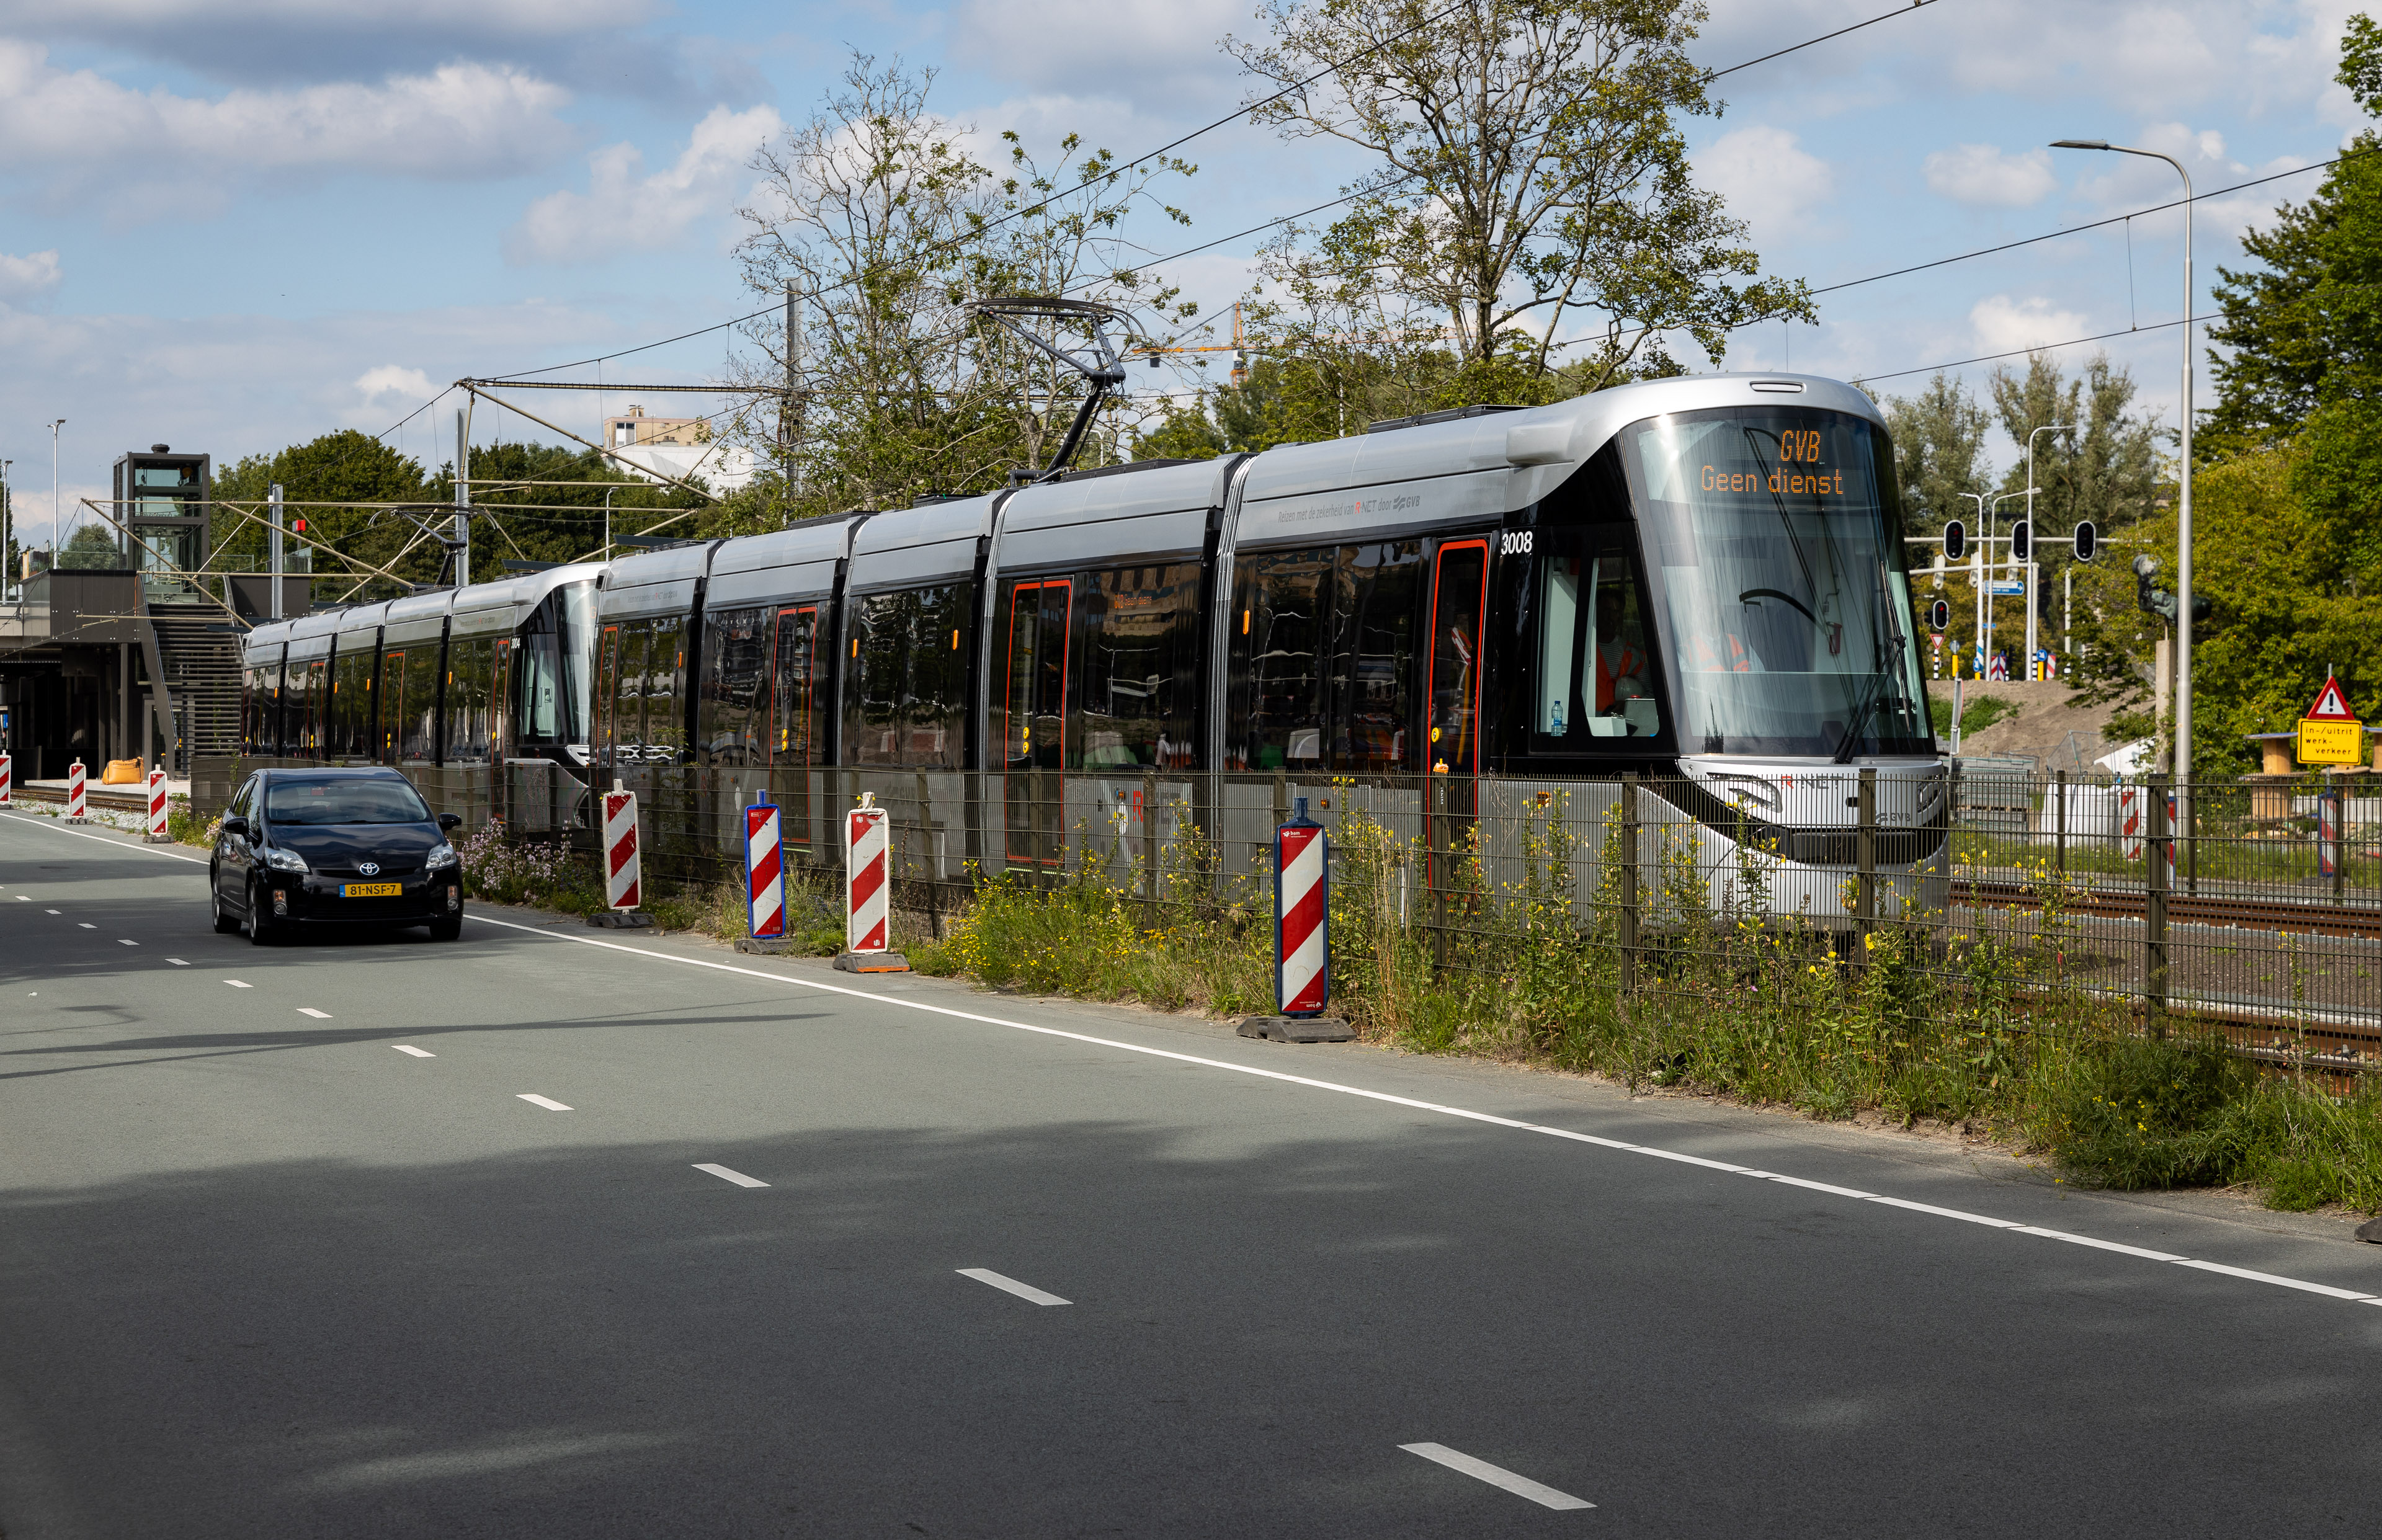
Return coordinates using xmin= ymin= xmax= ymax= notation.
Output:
xmin=429 ymin=914 xmax=462 ymax=941
xmin=212 ymin=875 xmax=239 ymax=934
xmin=246 ymin=883 xmax=275 ymax=945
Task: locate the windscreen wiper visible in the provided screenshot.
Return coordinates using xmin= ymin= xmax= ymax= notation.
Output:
xmin=1831 ymin=557 xmax=1911 ymax=764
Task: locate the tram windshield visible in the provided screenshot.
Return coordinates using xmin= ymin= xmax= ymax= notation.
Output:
xmin=1623 ymin=408 xmax=1930 ymax=758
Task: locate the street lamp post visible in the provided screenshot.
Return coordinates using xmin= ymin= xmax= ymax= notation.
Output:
xmin=2025 ymin=422 xmax=2072 ymax=679
xmin=2053 ymin=139 xmax=2193 ymax=793
xmin=0 ymin=458 xmax=12 ymax=602
xmin=48 ymin=418 xmax=64 ymax=559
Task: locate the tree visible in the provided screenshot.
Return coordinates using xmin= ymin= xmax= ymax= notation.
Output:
xmin=1226 ymin=0 xmax=1810 ymax=397
xmin=2202 ymin=12 xmax=2382 ymax=458
xmin=1881 ymin=372 xmax=1991 ymax=526
xmin=733 ymin=55 xmax=1196 ymax=514
xmin=55 ymin=522 xmax=122 ymax=570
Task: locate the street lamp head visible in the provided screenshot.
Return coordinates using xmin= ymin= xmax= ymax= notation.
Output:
xmin=2050 ymin=139 xmax=2110 ymax=151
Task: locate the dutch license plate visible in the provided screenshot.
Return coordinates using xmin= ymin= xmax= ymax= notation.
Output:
xmin=342 ymin=881 xmax=401 ymax=899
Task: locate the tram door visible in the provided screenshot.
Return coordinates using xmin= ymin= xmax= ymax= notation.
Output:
xmin=1002 ymin=579 xmax=1071 ymax=867
xmin=592 ymin=623 xmax=620 ymax=771
xmin=380 ymin=651 xmax=404 ymax=762
xmin=770 ymin=605 xmax=819 ymax=847
xmin=1426 ymin=539 xmax=1488 ymax=907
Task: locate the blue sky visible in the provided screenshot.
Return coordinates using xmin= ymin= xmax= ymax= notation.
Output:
xmin=0 ymin=0 xmax=2363 ymax=548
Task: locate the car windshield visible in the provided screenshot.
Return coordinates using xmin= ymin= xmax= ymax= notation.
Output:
xmin=1623 ymin=407 xmax=1932 ymax=758
xmin=265 ymin=778 xmax=434 ymax=826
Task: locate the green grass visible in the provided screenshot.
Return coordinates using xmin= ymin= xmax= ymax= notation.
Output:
xmin=1931 ymin=692 xmax=2021 ymax=739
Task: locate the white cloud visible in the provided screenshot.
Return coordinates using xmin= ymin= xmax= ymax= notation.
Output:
xmin=1697 ymin=125 xmax=1834 ymax=236
xmin=1970 ymin=294 xmax=2092 ymax=356
xmin=0 ymin=42 xmax=577 ymax=185
xmin=0 ymin=248 xmax=60 ymax=297
xmin=506 ymin=104 xmax=783 ymax=266
xmin=355 ymin=364 xmax=435 ymax=403
xmin=953 ymin=0 xmax=1242 ymax=96
xmin=1923 ymin=144 xmax=2056 ymax=207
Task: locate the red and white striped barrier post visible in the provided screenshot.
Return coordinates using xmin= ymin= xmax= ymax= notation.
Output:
xmin=834 ymin=792 xmax=906 ymax=973
xmin=1236 ymin=796 xmax=1353 ymax=1042
xmin=2118 ymin=785 xmax=2143 ymax=861
xmin=66 ymin=759 xmax=87 ymax=824
xmin=588 ymin=780 xmax=654 ymax=928
xmin=2319 ymin=788 xmax=2344 ymax=880
xmin=0 ymin=750 xmax=12 ymax=808
xmin=739 ymin=796 xmax=788 ymax=951
xmin=145 ymin=766 xmax=169 ymax=843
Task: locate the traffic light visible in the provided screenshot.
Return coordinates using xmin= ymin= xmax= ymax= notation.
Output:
xmin=2010 ymin=520 xmax=2030 ymax=561
xmin=1942 ymin=519 xmax=1966 ymax=561
xmin=2072 ymin=520 xmax=2096 ymax=561
xmin=1928 ymin=598 xmax=1950 ymax=632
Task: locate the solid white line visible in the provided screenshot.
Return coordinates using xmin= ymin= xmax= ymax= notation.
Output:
xmin=517 ymin=1093 xmax=573 ymax=1111
xmin=393 ymin=1045 xmax=435 ymax=1058
xmin=693 ymin=1162 xmax=769 ymax=1188
xmin=297 ymin=1007 xmax=331 ymax=1019
xmin=462 ymin=910 xmax=2382 ymax=1312
xmin=1399 ymin=1444 xmax=1594 ymax=1510
xmin=223 ymin=980 xmax=251 ymax=989
xmin=0 ymin=811 xmax=208 ymax=865
xmin=956 ymin=1268 xmax=1071 ymax=1306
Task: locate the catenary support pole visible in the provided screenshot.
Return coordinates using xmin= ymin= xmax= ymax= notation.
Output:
xmin=268 ymin=483 xmax=284 ymax=620
xmin=453 ymin=410 xmax=471 ymax=589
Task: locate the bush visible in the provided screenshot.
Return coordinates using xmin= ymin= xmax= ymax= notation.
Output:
xmin=2025 ymin=1033 xmax=2254 ymax=1189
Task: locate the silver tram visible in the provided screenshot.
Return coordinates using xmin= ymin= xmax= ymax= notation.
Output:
xmin=239 ymin=372 xmax=1946 ymax=922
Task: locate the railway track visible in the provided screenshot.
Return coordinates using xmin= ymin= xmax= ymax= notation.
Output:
xmin=6 ymin=782 xmax=160 ymax=816
xmin=1961 ymin=878 xmax=2382 ymax=941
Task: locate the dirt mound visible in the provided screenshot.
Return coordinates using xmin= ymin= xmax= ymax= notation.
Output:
xmin=1925 ymin=679 xmax=2129 ymax=768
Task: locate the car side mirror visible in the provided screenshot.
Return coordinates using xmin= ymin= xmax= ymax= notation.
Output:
xmin=437 ymin=814 xmax=462 ymax=831
xmin=220 ymin=816 xmax=248 ymax=837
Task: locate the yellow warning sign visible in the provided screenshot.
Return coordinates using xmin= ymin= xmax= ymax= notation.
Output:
xmin=2298 ymin=718 xmax=2365 ymax=765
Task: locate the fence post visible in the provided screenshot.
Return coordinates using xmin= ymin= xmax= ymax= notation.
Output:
xmin=2053 ymin=767 xmax=2068 ymax=878
xmin=1618 ymin=774 xmax=1640 ymax=994
xmin=1272 ymin=769 xmax=1287 ymax=881
xmin=1143 ymin=765 xmax=1160 ymax=928
xmin=1856 ymin=767 xmax=1876 ymax=961
xmin=915 ymin=767 xmax=940 ymax=940
xmin=1429 ymin=772 xmax=1450 ymax=974
xmin=2146 ymin=773 xmax=2170 ymax=1038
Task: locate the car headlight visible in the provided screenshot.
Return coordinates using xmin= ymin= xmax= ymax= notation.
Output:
xmin=424 ymin=842 xmax=458 ymax=871
xmin=264 ymin=847 xmax=309 ymax=873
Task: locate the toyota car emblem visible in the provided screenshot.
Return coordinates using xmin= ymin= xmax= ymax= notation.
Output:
xmin=358 ymin=862 xmax=380 ymax=876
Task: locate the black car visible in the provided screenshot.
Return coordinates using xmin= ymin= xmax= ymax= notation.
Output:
xmin=210 ymin=768 xmax=465 ymax=943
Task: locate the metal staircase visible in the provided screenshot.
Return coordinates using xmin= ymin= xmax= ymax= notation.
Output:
xmin=148 ymin=608 xmax=243 ymax=767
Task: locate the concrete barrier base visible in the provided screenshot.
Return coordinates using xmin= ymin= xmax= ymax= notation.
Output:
xmin=1235 ymin=1015 xmax=1357 ymax=1043
xmin=590 ymin=910 xmax=656 ymax=929
xmin=834 ymin=951 xmax=909 ymax=973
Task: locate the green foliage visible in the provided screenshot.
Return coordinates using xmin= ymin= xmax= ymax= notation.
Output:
xmin=55 ymin=522 xmax=123 ymax=569
xmin=1882 ymin=372 xmax=1992 ymax=526
xmin=2202 ymin=12 xmax=2382 ymax=459
xmin=1929 ymin=692 xmax=2017 ymax=739
xmin=2024 ymin=1033 xmax=2252 ymax=1188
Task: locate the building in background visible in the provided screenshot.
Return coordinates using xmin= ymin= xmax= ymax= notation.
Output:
xmin=602 ymin=404 xmax=756 ymax=493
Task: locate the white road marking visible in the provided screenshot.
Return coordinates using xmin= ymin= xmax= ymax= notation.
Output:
xmin=297 ymin=1008 xmax=331 ymax=1019
xmin=473 ymin=912 xmax=2382 ymax=1312
xmin=76 ymin=923 xmax=94 ymax=928
xmin=223 ymin=980 xmax=252 ymax=989
xmin=393 ymin=1045 xmax=435 ymax=1058
xmin=166 ymin=958 xmax=188 ymax=966
xmin=43 ymin=909 xmax=58 ymax=914
xmin=118 ymin=939 xmax=138 ymax=946
xmin=517 ymin=1093 xmax=573 ymax=1111
xmin=0 ymin=812 xmax=210 ymax=865
xmin=14 ymin=894 xmax=27 ymax=900
xmin=693 ymin=1163 xmax=769 ymax=1188
xmin=956 ymin=1268 xmax=1071 ymax=1306
xmin=1399 ymin=1444 xmax=1593 ymax=1510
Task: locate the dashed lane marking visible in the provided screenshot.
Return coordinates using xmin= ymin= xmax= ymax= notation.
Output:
xmin=117 ymin=939 xmax=138 ymax=946
xmin=1399 ymin=1444 xmax=1593 ymax=1511
xmin=469 ymin=910 xmax=2382 ymax=1315
xmin=223 ymin=981 xmax=252 ymax=989
xmin=166 ymin=958 xmax=188 ymax=966
xmin=956 ymin=1269 xmax=1071 ymax=1307
xmin=297 ymin=1008 xmax=331 ymax=1019
xmin=692 ymin=1163 xmax=769 ymax=1188
xmin=76 ymin=923 xmax=94 ymax=929
xmin=393 ymin=1045 xmax=435 ymax=1058
xmin=517 ymin=1093 xmax=572 ymax=1111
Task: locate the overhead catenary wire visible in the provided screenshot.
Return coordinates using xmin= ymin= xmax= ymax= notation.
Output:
xmin=1852 ymin=308 xmax=2221 ymax=386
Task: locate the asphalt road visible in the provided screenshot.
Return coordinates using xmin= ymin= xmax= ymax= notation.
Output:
xmin=4 ymin=808 xmax=2381 ymax=1539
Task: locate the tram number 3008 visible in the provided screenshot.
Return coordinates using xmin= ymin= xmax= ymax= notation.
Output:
xmin=1497 ymin=530 xmax=1534 ymax=556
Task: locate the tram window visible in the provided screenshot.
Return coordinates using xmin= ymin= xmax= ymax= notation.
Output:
xmin=770 ymin=606 xmax=822 ymax=766
xmin=1625 ymin=411 xmax=1929 ymax=757
xmin=847 ymin=585 xmax=969 ymax=768
xmin=445 ymin=636 xmax=495 ymax=764
xmin=559 ymin=582 xmax=596 ymax=746
xmin=1228 ymin=548 xmax=1334 ymax=770
xmin=1336 ymin=542 xmax=1421 ymax=772
xmin=398 ymin=642 xmax=439 ymax=762
xmin=1000 ymin=579 xmax=1071 ymax=771
xmin=327 ymin=647 xmax=375 ymax=761
xmin=592 ymin=623 xmax=620 ymax=767
xmin=1076 ymin=563 xmax=1198 ymax=769
xmin=643 ymin=618 xmax=689 ymax=763
xmin=380 ymin=652 xmax=405 ymax=761
xmin=1531 ymin=543 xmax=1661 ymax=749
xmin=700 ymin=606 xmax=768 ymax=765
xmin=1427 ymin=540 xmax=1488 ymax=773
xmin=298 ymin=658 xmax=326 ymax=757
xmin=522 ymin=633 xmax=562 ymax=742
